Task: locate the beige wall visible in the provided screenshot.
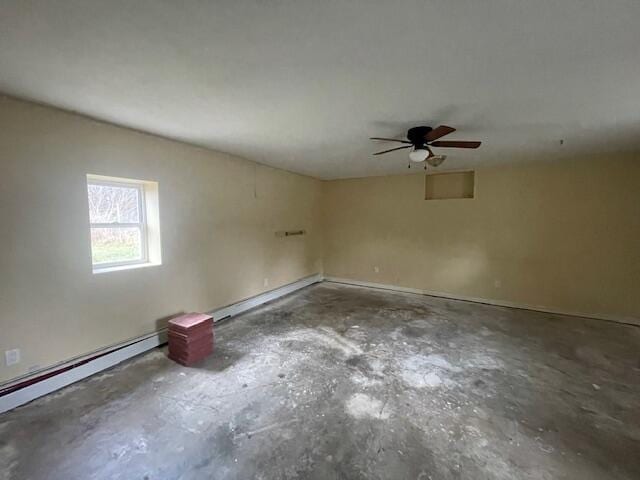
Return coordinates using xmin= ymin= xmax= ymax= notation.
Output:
xmin=2 ymin=95 xmax=639 ymax=385
xmin=322 ymin=157 xmax=640 ymax=323
xmin=0 ymin=97 xmax=322 ymax=383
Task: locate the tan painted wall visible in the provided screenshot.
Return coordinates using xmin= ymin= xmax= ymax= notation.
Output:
xmin=322 ymin=157 xmax=640 ymax=323
xmin=0 ymin=97 xmax=322 ymax=383
xmin=2 ymin=94 xmax=639 ymax=385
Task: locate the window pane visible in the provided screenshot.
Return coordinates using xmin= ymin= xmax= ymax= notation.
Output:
xmin=91 ymin=227 xmax=142 ymax=264
xmin=88 ymin=184 xmax=140 ymax=223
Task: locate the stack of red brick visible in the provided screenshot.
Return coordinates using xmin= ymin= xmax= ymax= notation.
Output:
xmin=167 ymin=313 xmax=214 ymax=366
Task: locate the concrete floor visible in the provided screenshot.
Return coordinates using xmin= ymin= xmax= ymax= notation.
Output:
xmin=1 ymin=282 xmax=639 ymax=480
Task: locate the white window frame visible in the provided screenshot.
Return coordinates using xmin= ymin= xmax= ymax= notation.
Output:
xmin=88 ymin=179 xmax=149 ymax=270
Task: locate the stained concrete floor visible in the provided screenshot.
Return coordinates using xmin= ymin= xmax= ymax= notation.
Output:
xmin=2 ymin=282 xmax=640 ymax=480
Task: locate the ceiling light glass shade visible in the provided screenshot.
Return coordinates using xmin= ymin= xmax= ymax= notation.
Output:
xmin=409 ymin=148 xmax=429 ymax=162
xmin=426 ymin=155 xmax=447 ymax=167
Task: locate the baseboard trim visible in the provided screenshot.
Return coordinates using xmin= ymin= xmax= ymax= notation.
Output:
xmin=211 ymin=273 xmax=322 ymax=321
xmin=0 ymin=332 xmax=166 ymax=414
xmin=0 ymin=273 xmax=322 ymax=414
xmin=323 ymin=276 xmax=640 ymax=327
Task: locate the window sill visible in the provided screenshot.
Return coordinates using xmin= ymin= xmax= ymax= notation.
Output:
xmin=92 ymin=262 xmax=161 ymax=275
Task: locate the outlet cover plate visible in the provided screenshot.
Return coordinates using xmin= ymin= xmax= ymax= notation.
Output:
xmin=5 ymin=349 xmax=20 ymax=366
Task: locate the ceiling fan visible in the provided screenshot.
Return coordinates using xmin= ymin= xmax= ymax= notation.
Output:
xmin=370 ymin=126 xmax=481 ymax=167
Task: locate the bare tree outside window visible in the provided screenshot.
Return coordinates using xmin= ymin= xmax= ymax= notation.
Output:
xmin=87 ymin=181 xmax=147 ymax=266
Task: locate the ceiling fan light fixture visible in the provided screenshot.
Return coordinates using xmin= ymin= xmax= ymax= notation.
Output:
xmin=426 ymin=155 xmax=447 ymax=167
xmin=409 ymin=148 xmax=429 ymax=163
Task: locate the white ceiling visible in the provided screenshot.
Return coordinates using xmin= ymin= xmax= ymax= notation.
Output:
xmin=1 ymin=0 xmax=639 ymax=179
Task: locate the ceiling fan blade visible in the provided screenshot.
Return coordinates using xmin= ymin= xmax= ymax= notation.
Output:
xmin=429 ymin=140 xmax=481 ymax=149
xmin=425 ymin=125 xmax=456 ymax=142
xmin=373 ymin=145 xmax=412 ymax=155
xmin=370 ymin=137 xmax=412 ymax=144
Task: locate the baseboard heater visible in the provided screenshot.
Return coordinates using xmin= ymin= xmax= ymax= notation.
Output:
xmin=0 ymin=273 xmax=322 ymax=414
xmin=0 ymin=334 xmax=165 ymax=399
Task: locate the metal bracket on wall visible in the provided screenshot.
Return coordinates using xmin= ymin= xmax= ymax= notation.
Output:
xmin=275 ymin=230 xmax=306 ymax=237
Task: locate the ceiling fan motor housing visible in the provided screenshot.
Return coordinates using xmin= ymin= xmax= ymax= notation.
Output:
xmin=370 ymin=124 xmax=479 ymax=158
xmin=407 ymin=126 xmax=432 ymax=149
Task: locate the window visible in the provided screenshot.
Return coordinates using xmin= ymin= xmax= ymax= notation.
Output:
xmin=87 ymin=175 xmax=161 ymax=272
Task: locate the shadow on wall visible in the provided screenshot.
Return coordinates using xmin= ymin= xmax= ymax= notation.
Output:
xmin=354 ymin=235 xmax=489 ymax=292
xmin=423 ymin=243 xmax=489 ymax=291
xmin=155 ymin=312 xmax=186 ymax=332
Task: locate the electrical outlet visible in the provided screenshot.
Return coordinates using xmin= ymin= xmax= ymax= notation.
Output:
xmin=374 ymin=266 xmax=380 ymax=273
xmin=5 ymin=349 xmax=20 ymax=366
xmin=263 ymin=278 xmax=269 ymax=287
xmin=494 ymin=279 xmax=502 ymax=288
